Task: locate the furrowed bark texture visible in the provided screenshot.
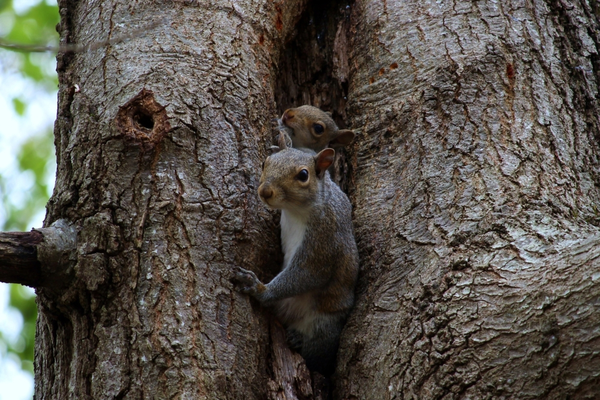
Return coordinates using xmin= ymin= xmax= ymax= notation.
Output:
xmin=34 ymin=0 xmax=600 ymax=398
xmin=336 ymin=0 xmax=600 ymax=399
xmin=37 ymin=1 xmax=312 ymax=399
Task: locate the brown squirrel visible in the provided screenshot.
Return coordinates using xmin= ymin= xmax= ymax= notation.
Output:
xmin=275 ymin=105 xmax=355 ymax=152
xmin=234 ymin=133 xmax=359 ymax=376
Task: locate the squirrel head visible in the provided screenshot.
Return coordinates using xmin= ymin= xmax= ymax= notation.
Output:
xmin=259 ymin=134 xmax=335 ymax=211
xmin=277 ymin=105 xmax=354 ymax=152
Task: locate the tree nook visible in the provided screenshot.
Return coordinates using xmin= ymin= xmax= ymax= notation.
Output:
xmin=0 ymin=0 xmax=598 ymax=398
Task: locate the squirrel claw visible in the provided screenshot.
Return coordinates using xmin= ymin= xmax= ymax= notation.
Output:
xmin=233 ymin=267 xmax=259 ymax=295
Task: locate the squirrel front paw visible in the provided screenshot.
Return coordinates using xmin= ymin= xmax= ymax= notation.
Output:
xmin=232 ymin=267 xmax=264 ymax=297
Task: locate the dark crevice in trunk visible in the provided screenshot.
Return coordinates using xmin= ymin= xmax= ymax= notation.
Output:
xmin=274 ymin=0 xmax=354 ymax=127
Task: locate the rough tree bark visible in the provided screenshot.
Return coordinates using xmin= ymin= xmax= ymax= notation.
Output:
xmin=336 ymin=0 xmax=600 ymax=399
xmin=37 ymin=0 xmax=313 ymax=398
xmin=0 ymin=0 xmax=597 ymax=399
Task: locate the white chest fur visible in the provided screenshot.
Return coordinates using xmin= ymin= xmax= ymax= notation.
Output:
xmin=280 ymin=210 xmax=308 ymax=268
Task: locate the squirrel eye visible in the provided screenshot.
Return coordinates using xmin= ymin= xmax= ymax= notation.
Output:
xmin=296 ymin=169 xmax=309 ymax=182
xmin=262 ymin=160 xmax=265 ymax=170
xmin=313 ymin=123 xmax=325 ymax=135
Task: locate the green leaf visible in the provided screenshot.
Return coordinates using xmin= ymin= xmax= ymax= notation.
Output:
xmin=17 ymin=131 xmax=54 ymax=183
xmin=1 ymin=129 xmax=54 ymax=232
xmin=12 ymin=97 xmax=26 ymax=115
xmin=21 ymin=54 xmax=45 ymax=81
xmin=0 ymin=0 xmax=11 ymax=13
xmin=6 ymin=2 xmax=59 ymax=46
xmin=1 ymin=0 xmax=59 ymax=87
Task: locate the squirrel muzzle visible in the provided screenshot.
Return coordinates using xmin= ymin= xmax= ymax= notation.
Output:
xmin=259 ymin=184 xmax=274 ymax=202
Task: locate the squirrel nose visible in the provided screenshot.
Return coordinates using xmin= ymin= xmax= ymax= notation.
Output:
xmin=259 ymin=185 xmax=273 ymax=200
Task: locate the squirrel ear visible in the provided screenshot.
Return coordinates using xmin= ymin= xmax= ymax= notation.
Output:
xmin=329 ymin=129 xmax=355 ymax=147
xmin=325 ymin=111 xmax=333 ymax=117
xmin=277 ymin=131 xmax=292 ymax=150
xmin=315 ymin=148 xmax=335 ymax=178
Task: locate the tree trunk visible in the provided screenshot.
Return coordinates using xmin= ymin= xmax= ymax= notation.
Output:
xmin=24 ymin=0 xmax=600 ymax=399
xmin=37 ymin=0 xmax=310 ymax=398
xmin=336 ymin=0 xmax=600 ymax=399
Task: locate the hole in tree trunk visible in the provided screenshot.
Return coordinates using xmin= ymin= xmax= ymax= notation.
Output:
xmin=274 ymin=0 xmax=354 ymax=126
xmin=133 ymin=110 xmax=155 ymax=131
xmin=115 ymin=88 xmax=170 ymax=147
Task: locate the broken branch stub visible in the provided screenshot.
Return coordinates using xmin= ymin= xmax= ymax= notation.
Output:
xmin=0 ymin=230 xmax=43 ymax=287
xmin=35 ymin=219 xmax=78 ymax=291
xmin=0 ymin=219 xmax=77 ymax=288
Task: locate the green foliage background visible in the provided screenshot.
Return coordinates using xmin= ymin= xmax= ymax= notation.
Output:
xmin=0 ymin=0 xmax=59 ymax=384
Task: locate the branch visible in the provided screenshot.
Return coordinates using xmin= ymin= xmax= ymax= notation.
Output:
xmin=0 ymin=219 xmax=77 ymax=288
xmin=0 ymin=231 xmax=43 ymax=287
xmin=0 ymin=18 xmax=167 ymax=54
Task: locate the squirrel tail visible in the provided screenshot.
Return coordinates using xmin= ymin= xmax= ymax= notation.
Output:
xmin=300 ymin=315 xmax=347 ymax=376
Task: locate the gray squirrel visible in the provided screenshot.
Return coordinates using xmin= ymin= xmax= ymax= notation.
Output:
xmin=275 ymin=105 xmax=355 ymax=152
xmin=234 ymin=132 xmax=359 ymax=376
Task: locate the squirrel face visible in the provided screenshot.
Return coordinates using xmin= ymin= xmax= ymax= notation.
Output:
xmin=278 ymin=105 xmax=354 ymax=152
xmin=258 ymin=146 xmax=335 ymax=211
